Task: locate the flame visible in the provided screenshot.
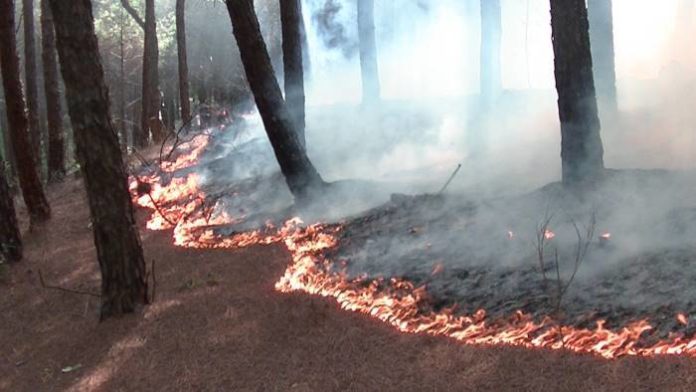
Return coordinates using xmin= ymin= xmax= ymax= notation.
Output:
xmin=131 ymin=132 xmax=696 ymax=360
xmin=159 ymin=134 xmax=210 ymax=173
xmin=600 ymin=232 xmax=612 ymax=240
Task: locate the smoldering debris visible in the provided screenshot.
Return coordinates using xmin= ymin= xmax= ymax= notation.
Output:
xmin=327 ymin=169 xmax=696 ymax=341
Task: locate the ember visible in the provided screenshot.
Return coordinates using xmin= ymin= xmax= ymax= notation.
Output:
xmin=544 ymin=229 xmax=555 ymax=240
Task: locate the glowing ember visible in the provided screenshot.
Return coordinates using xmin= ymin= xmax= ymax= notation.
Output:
xmin=601 ymin=232 xmax=611 ymax=240
xmin=544 ymin=229 xmax=555 ymax=240
xmin=431 ymin=263 xmax=445 ymax=276
xmin=678 ymin=313 xmax=689 ymax=326
xmin=131 ymin=132 xmax=696 ymax=360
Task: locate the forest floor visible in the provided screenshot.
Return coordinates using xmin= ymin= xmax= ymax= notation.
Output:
xmin=2 ymin=177 xmax=696 ymax=392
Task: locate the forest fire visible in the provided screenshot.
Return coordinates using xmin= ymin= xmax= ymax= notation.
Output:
xmin=129 ymin=134 xmax=696 ymax=361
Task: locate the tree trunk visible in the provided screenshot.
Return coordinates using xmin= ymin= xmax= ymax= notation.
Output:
xmin=280 ymin=0 xmax=306 ymax=147
xmin=49 ymin=0 xmax=149 ymax=320
xmin=550 ymin=0 xmax=605 ymax=187
xmin=0 ymin=0 xmax=51 ymax=225
xmin=0 ymin=161 xmax=22 ymax=263
xmin=587 ymin=0 xmax=617 ymax=114
xmin=480 ymin=0 xmax=502 ymax=106
xmin=176 ymin=0 xmax=191 ymax=125
xmin=121 ymin=0 xmax=160 ymax=147
xmin=41 ymin=0 xmax=65 ymax=181
xmin=357 ymin=0 xmax=380 ymax=103
xmin=142 ymin=0 xmax=161 ymax=144
xmin=23 ymin=0 xmax=43 ymax=168
xmin=225 ymin=0 xmax=324 ymax=202
xmin=299 ymin=5 xmax=311 ymax=78
xmin=0 ymin=91 xmax=18 ymax=184
xmin=119 ymin=7 xmax=128 ymax=151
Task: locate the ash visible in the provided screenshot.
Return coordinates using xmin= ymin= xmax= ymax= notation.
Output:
xmin=330 ymin=170 xmax=696 ymax=340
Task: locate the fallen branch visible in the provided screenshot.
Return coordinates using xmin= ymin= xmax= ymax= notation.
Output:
xmin=437 ymin=163 xmax=462 ymax=194
xmin=38 ymin=269 xmax=100 ymax=298
xmin=145 ymin=190 xmax=178 ymax=227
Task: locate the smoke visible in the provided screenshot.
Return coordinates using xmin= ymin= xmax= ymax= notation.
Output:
xmin=309 ymin=0 xmax=357 ymax=57
xmin=182 ymin=0 xmax=696 ymax=315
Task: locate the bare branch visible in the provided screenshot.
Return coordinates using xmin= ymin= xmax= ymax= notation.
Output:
xmin=39 ymin=269 xmax=101 ymax=298
xmin=120 ymin=0 xmax=146 ymax=30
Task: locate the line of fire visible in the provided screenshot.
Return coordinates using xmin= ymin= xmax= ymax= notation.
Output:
xmin=2 ymin=0 xmax=696 ymax=390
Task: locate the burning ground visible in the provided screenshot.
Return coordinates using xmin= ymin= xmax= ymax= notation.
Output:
xmin=4 ymin=121 xmax=696 ymax=391
xmin=130 ymin=117 xmax=696 ymax=360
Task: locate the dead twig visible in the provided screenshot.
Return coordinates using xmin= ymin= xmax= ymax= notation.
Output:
xmin=159 ymin=105 xmax=201 ymax=163
xmin=131 ymin=148 xmax=153 ymax=167
xmin=145 ymin=190 xmax=178 ymax=227
xmin=533 ymin=208 xmax=554 ymax=285
xmin=559 ymin=212 xmax=596 ymax=299
xmin=38 ymin=269 xmax=100 ymax=298
xmin=437 ymin=163 xmax=462 ymax=194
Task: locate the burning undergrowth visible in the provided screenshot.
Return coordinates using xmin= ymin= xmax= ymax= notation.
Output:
xmin=130 ymin=121 xmax=696 ymax=359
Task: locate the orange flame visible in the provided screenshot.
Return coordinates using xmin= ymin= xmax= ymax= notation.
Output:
xmin=132 ymin=133 xmax=696 ymax=360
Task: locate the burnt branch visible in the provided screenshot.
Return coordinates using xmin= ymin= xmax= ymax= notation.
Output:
xmin=159 ymin=103 xmax=201 ymax=163
xmin=533 ymin=209 xmax=554 ymax=285
xmin=437 ymin=163 xmax=462 ymax=194
xmin=145 ymin=190 xmax=178 ymax=227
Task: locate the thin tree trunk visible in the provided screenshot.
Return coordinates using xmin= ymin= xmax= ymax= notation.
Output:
xmin=41 ymin=0 xmax=65 ymax=181
xmin=121 ymin=0 xmax=160 ymax=146
xmin=23 ymin=0 xmax=43 ymax=169
xmin=357 ymin=0 xmax=380 ymax=103
xmin=280 ymin=0 xmax=306 ymax=147
xmin=587 ymin=0 xmax=617 ymax=114
xmin=176 ymin=0 xmax=191 ymax=125
xmin=119 ymin=7 xmax=128 ymax=151
xmin=550 ymin=0 xmax=605 ymax=186
xmin=0 ymin=0 xmax=51 ymax=225
xmin=299 ymin=4 xmax=311 ymax=78
xmin=225 ymin=0 xmax=324 ymax=202
xmin=0 ymin=93 xmax=17 ymax=184
xmin=49 ymin=0 xmax=149 ymax=320
xmin=0 ymin=161 xmax=22 ymax=263
xmin=143 ymin=0 xmax=161 ymax=144
xmin=480 ymin=0 xmax=502 ymax=106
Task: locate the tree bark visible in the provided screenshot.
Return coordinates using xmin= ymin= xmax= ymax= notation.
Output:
xmin=41 ymin=0 xmax=65 ymax=181
xmin=280 ymin=0 xmax=306 ymax=147
xmin=23 ymin=0 xmax=43 ymax=166
xmin=142 ymin=0 xmax=162 ymax=144
xmin=121 ymin=0 xmax=160 ymax=146
xmin=49 ymin=0 xmax=149 ymax=320
xmin=176 ymin=0 xmax=191 ymax=125
xmin=587 ymin=0 xmax=617 ymax=113
xmin=119 ymin=7 xmax=128 ymax=151
xmin=357 ymin=0 xmax=380 ymax=103
xmin=480 ymin=0 xmax=502 ymax=106
xmin=0 ymin=0 xmax=51 ymax=225
xmin=0 ymin=91 xmax=18 ymax=184
xmin=225 ymin=0 xmax=324 ymax=202
xmin=0 ymin=161 xmax=22 ymax=263
xmin=550 ymin=0 xmax=605 ymax=186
